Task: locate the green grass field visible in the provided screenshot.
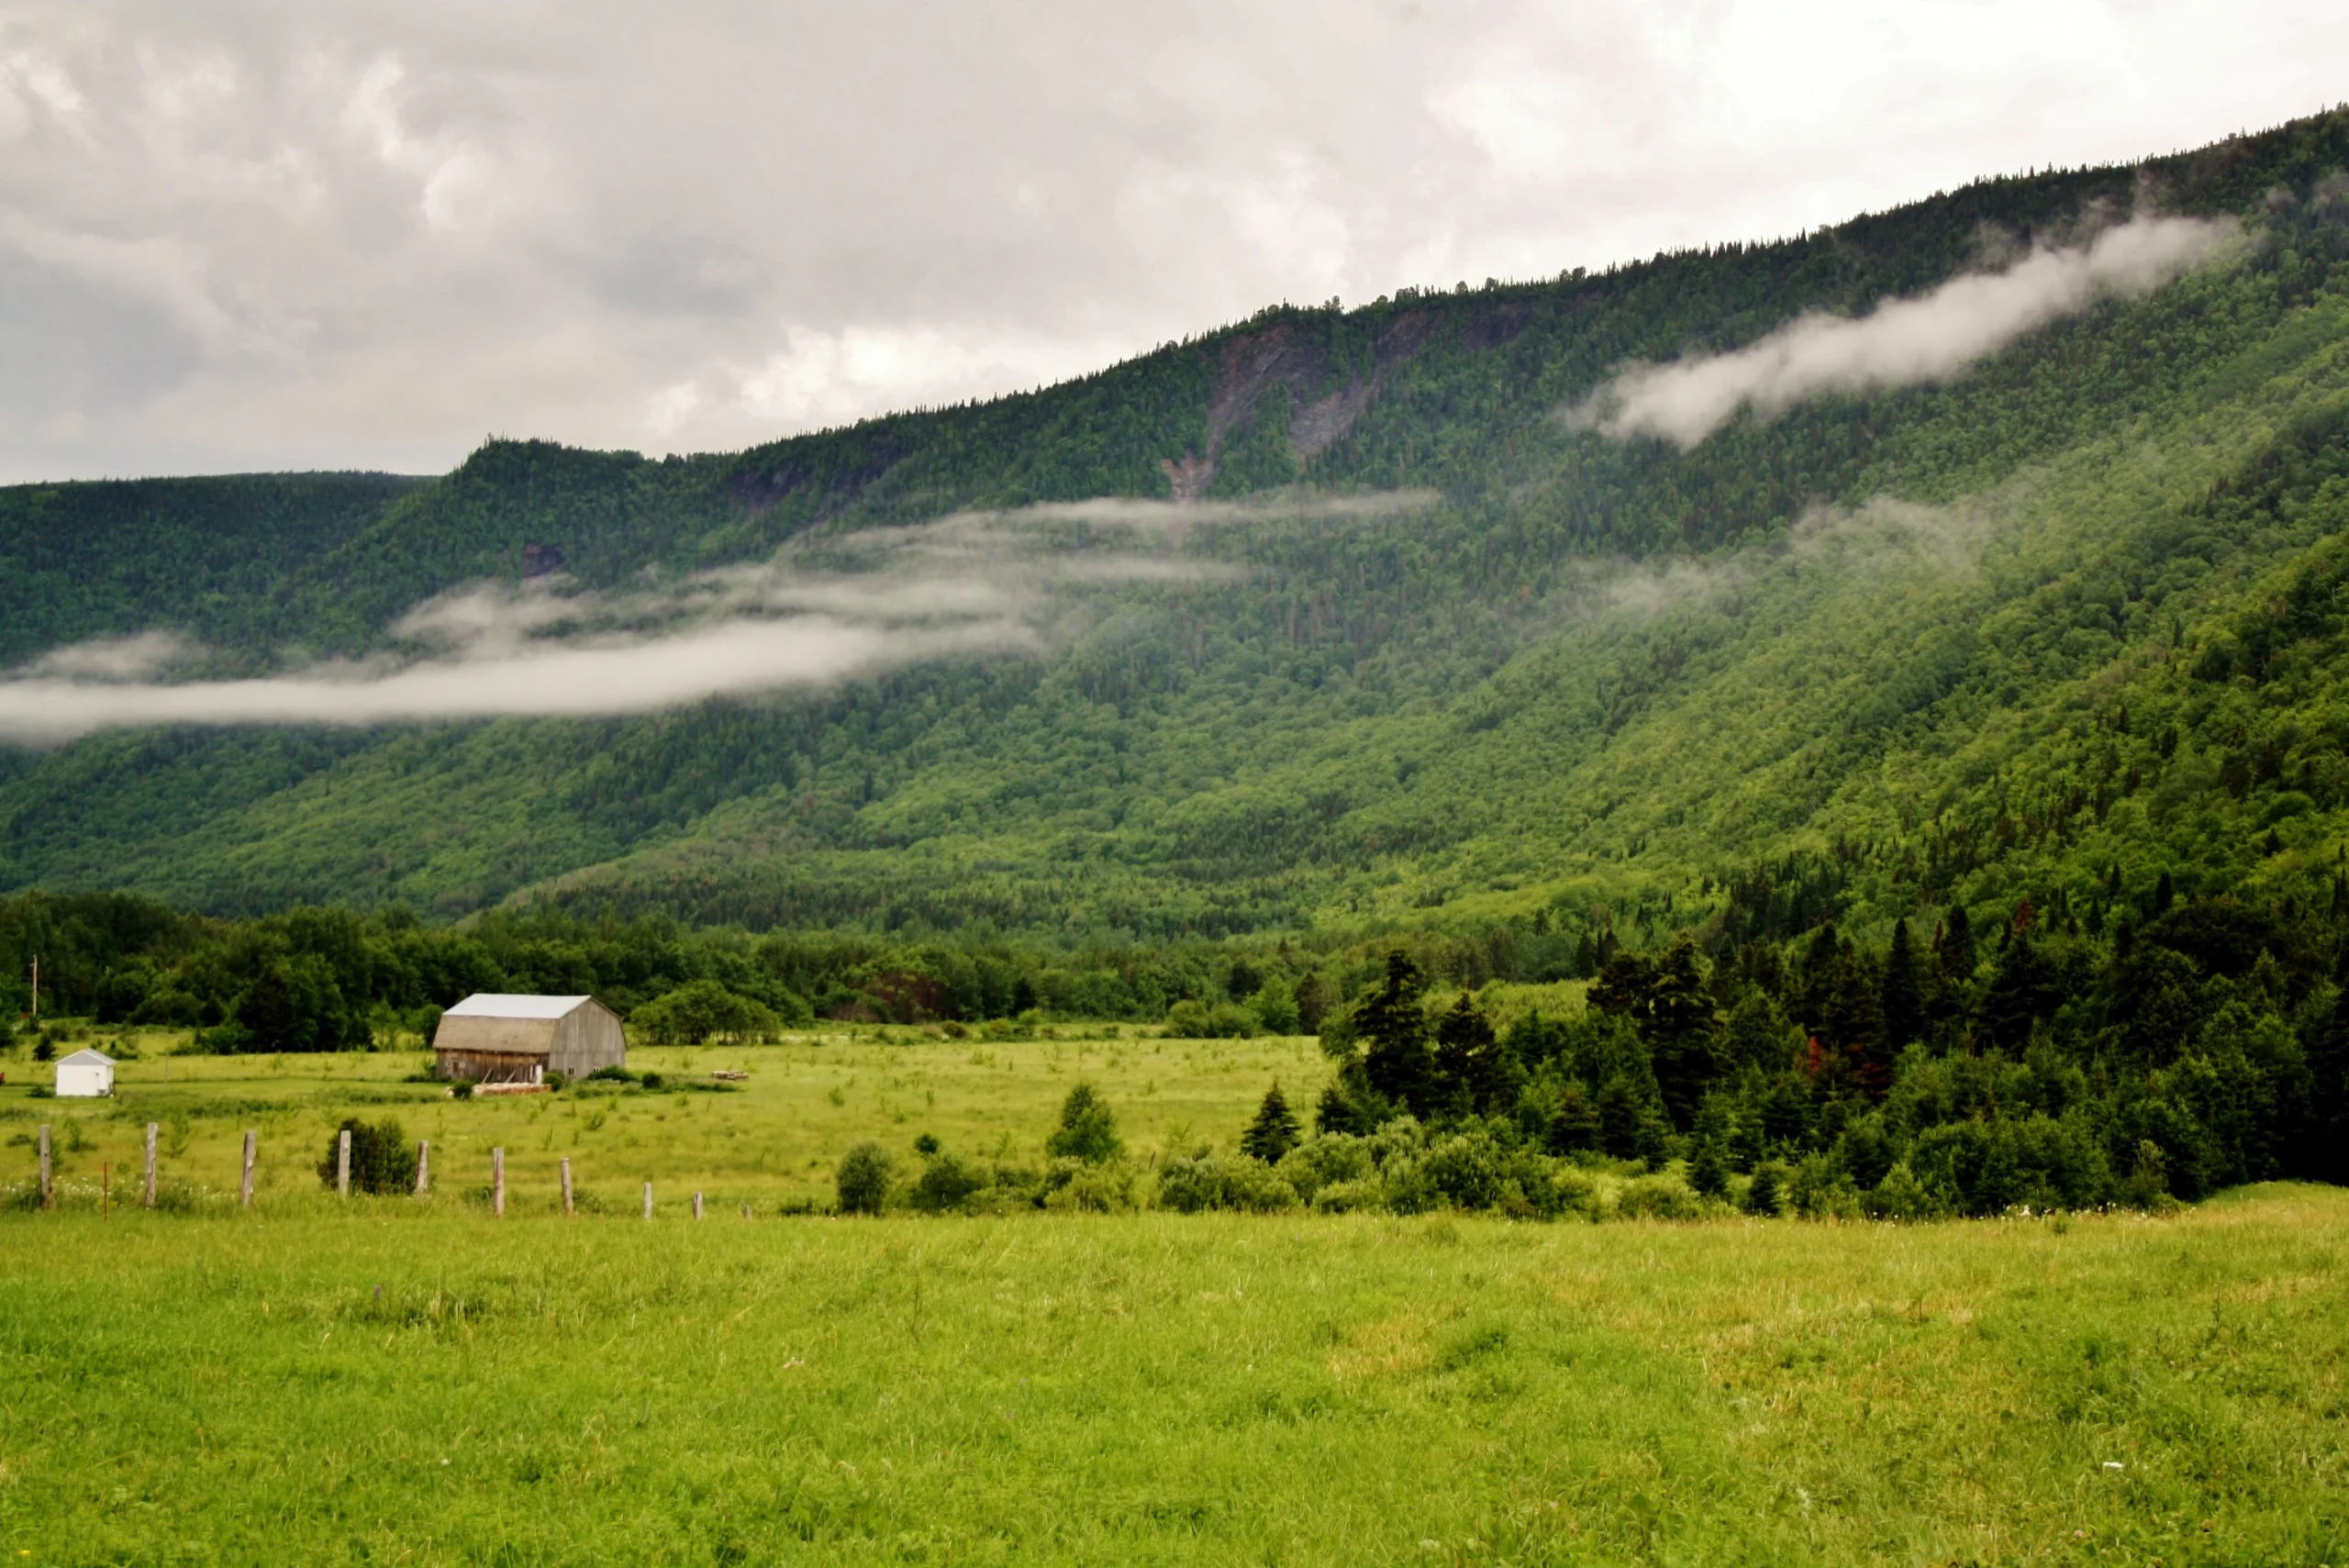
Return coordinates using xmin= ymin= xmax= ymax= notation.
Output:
xmin=2 ymin=1044 xmax=2344 ymax=1564
xmin=1 ymin=1187 xmax=2343 ymax=1564
xmin=0 ymin=1028 xmax=1329 ymax=1214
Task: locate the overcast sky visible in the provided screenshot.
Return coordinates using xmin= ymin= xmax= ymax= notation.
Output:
xmin=1 ymin=0 xmax=2340 ymax=484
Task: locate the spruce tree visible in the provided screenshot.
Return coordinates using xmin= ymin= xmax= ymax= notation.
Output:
xmin=1355 ymin=951 xmax=1433 ymax=1116
xmin=1687 ymin=1138 xmax=1730 ymax=1197
xmin=1240 ymin=1082 xmax=1301 ymax=1163
xmin=1880 ymin=917 xmax=1923 ymax=1051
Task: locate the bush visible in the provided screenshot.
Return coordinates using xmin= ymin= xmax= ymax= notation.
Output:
xmin=1744 ymin=1162 xmax=1785 ymax=1216
xmin=1616 ymin=1174 xmax=1702 ymax=1220
xmin=1164 ymin=999 xmax=1258 ymax=1039
xmin=1045 ymin=1158 xmax=1139 ymax=1212
xmin=631 ymin=980 xmax=783 ymax=1046
xmin=836 ymin=1142 xmax=894 ymax=1215
xmin=1311 ymin=1178 xmax=1380 ymax=1213
xmin=1152 ymin=1152 xmax=1297 ymax=1213
xmin=1044 ymin=1083 xmax=1122 ymax=1163
xmin=1275 ymin=1134 xmax=1374 ymax=1203
xmin=1251 ymin=982 xmax=1301 ymax=1034
xmin=1862 ymin=1162 xmax=1947 ymax=1221
xmin=317 ymin=1118 xmax=418 ymax=1195
xmin=908 ymin=1151 xmax=987 ymax=1213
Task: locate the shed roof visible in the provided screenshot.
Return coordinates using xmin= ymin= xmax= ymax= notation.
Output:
xmin=57 ymin=1048 xmax=117 ymax=1067
xmin=444 ymin=994 xmax=595 ymax=1020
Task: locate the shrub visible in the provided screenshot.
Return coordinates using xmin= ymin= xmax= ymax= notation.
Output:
xmin=1251 ymin=982 xmax=1301 ymax=1035
xmin=1744 ymin=1162 xmax=1785 ymax=1216
xmin=1045 ymin=1158 xmax=1139 ymax=1212
xmin=1616 ymin=1175 xmax=1702 ymax=1220
xmin=1862 ymin=1162 xmax=1947 ymax=1221
xmin=1152 ymin=1152 xmax=1297 ymax=1214
xmin=1310 ymin=1178 xmax=1380 ymax=1214
xmin=1044 ymin=1082 xmax=1122 ymax=1163
xmin=317 ymin=1118 xmax=418 ymax=1195
xmin=908 ymin=1151 xmax=987 ymax=1213
xmin=1787 ymin=1153 xmax=1862 ymax=1219
xmin=631 ymin=980 xmax=783 ymax=1046
xmin=836 ymin=1142 xmax=894 ymax=1215
xmin=1274 ymin=1133 xmax=1373 ymax=1203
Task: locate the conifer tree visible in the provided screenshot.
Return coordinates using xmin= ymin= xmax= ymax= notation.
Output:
xmin=1355 ymin=951 xmax=1433 ymax=1115
xmin=1880 ymin=917 xmax=1923 ymax=1050
xmin=1240 ymin=1082 xmax=1301 ymax=1163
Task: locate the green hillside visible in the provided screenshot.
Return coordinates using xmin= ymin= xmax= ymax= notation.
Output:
xmin=5 ymin=110 xmax=2349 ymax=953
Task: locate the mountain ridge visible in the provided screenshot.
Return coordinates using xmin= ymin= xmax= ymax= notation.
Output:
xmin=3 ymin=109 xmax=2348 ymax=948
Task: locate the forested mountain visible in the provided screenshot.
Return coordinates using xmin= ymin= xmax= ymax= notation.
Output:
xmin=6 ymin=108 xmax=2349 ymax=968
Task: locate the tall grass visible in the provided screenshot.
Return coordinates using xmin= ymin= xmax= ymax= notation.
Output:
xmin=0 ymin=1186 xmax=2341 ymax=1563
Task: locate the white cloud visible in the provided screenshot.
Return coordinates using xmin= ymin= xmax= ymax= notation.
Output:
xmin=1571 ymin=215 xmax=2235 ymax=446
xmin=0 ymin=487 xmax=1396 ymax=741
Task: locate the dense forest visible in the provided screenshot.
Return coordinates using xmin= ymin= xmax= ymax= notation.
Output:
xmin=3 ymin=113 xmax=2349 ymax=1206
xmin=5 ymin=866 xmax=2343 ymax=1215
xmin=1 ymin=112 xmax=2346 ymax=954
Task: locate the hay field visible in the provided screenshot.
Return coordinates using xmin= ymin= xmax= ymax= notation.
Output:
xmin=0 ymin=1027 xmax=1326 ymax=1213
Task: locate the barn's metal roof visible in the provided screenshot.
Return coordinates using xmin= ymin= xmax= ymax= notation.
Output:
xmin=444 ymin=994 xmax=594 ymax=1020
xmin=57 ymin=1048 xmax=117 ymax=1067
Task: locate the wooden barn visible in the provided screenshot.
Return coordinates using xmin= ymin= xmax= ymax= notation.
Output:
xmin=433 ymin=995 xmax=627 ymax=1084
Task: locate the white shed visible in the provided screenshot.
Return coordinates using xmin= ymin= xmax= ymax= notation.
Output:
xmin=434 ymin=995 xmax=627 ymax=1084
xmin=55 ymin=1048 xmax=117 ymax=1097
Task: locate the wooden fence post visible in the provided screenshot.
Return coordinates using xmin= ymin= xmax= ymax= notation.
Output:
xmin=561 ymin=1158 xmax=573 ymax=1218
xmin=337 ymin=1128 xmax=351 ymax=1198
xmin=693 ymin=1191 xmax=704 ymax=1220
xmin=492 ymin=1148 xmax=506 ymax=1218
xmin=143 ymin=1122 xmax=158 ymax=1208
xmin=240 ymin=1129 xmax=255 ymax=1209
xmin=416 ymin=1140 xmax=430 ymax=1196
xmin=642 ymin=1181 xmax=653 ymax=1221
xmin=38 ymin=1125 xmax=50 ymax=1210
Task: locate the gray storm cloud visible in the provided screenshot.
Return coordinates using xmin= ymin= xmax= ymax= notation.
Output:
xmin=1571 ymin=215 xmax=2235 ymax=447
xmin=0 ymin=488 xmax=1425 ymax=743
xmin=0 ymin=1 xmax=2339 ymax=482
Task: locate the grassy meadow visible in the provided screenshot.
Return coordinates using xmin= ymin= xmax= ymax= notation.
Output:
xmin=0 ymin=1026 xmax=1329 ymax=1215
xmin=0 ymin=1183 xmax=2341 ymax=1564
xmin=0 ymin=1040 xmax=2341 ymax=1564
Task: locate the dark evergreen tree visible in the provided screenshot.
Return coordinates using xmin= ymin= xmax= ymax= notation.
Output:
xmin=1977 ymin=931 xmax=2062 ymax=1051
xmin=1687 ymin=1138 xmax=1730 ymax=1197
xmin=1881 ymin=917 xmax=1923 ymax=1051
xmin=1292 ymin=973 xmax=1329 ymax=1033
xmin=1432 ymin=992 xmax=1514 ymax=1115
xmin=1547 ymin=1084 xmax=1601 ymax=1153
xmin=1239 ymin=1082 xmax=1301 ymax=1163
xmin=1354 ymin=951 xmax=1434 ymax=1116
